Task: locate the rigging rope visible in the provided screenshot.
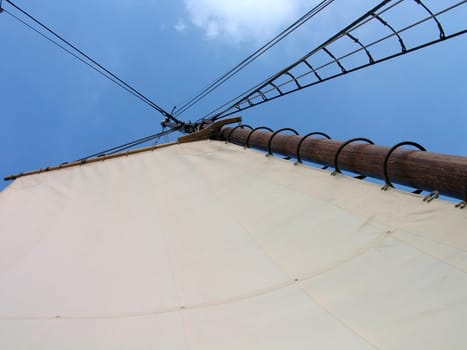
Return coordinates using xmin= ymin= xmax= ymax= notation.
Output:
xmin=173 ymin=0 xmax=335 ymax=118
xmin=2 ymin=8 xmax=169 ymax=115
xmin=2 ymin=0 xmax=466 ymax=163
xmin=76 ymin=126 xmax=181 ymax=161
xmin=199 ymin=0 xmax=467 ymax=123
xmin=3 ymin=0 xmax=183 ymax=125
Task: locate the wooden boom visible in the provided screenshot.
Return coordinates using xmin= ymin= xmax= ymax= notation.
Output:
xmin=221 ymin=126 xmax=467 ymax=201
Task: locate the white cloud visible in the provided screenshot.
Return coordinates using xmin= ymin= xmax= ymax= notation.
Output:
xmin=183 ymin=0 xmax=316 ymax=43
xmin=174 ymin=20 xmax=187 ymax=33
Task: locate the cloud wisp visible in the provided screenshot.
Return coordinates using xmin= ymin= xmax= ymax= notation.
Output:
xmin=174 ymin=20 xmax=187 ymax=33
xmin=182 ymin=0 xmax=316 ymax=43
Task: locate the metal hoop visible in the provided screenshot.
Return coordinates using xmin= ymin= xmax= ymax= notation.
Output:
xmin=382 ymin=141 xmax=426 ymax=191
xmin=245 ymin=126 xmax=273 ymax=148
xmin=266 ymin=128 xmax=299 ymax=158
xmin=295 ymin=132 xmax=331 ymax=167
xmin=332 ymin=138 xmax=374 ymax=179
xmin=226 ymin=124 xmax=252 ymax=143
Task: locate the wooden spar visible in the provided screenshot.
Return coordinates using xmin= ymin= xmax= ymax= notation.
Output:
xmin=3 ymin=117 xmax=242 ymax=182
xmin=3 ymin=142 xmax=178 ymax=181
xmin=4 ymin=116 xmax=466 ymax=202
xmin=221 ymin=126 xmax=467 ymax=201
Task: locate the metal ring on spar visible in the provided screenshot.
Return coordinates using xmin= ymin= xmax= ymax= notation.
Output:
xmin=382 ymin=141 xmax=426 ymax=191
xmin=295 ymin=131 xmax=331 ymax=168
xmin=226 ymin=124 xmax=252 ymax=144
xmin=266 ymin=128 xmax=299 ymax=160
xmin=245 ymin=126 xmax=273 ymax=149
xmin=331 ymin=137 xmax=374 ymax=179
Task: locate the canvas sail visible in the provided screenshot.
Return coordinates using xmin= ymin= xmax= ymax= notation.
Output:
xmin=0 ymin=139 xmax=466 ymax=349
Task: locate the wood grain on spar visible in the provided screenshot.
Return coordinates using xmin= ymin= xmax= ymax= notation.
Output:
xmin=222 ymin=126 xmax=467 ymax=201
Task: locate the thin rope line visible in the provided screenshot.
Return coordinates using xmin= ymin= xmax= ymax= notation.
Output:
xmin=202 ymin=0 xmax=466 ymax=122
xmin=4 ymin=0 xmax=181 ymax=123
xmin=173 ymin=0 xmax=335 ymax=118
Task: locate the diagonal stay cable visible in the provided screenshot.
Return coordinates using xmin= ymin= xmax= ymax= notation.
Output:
xmin=3 ymin=0 xmax=182 ymax=124
xmin=230 ymin=0 xmax=466 ymax=110
xmin=201 ymin=0 xmax=466 ymax=122
xmin=76 ymin=126 xmax=181 ymax=161
xmin=2 ymin=8 xmax=166 ymax=114
xmin=259 ymin=1 xmax=464 ymax=97
xmin=214 ymin=29 xmax=466 ymax=120
xmin=173 ymin=0 xmax=335 ymax=119
xmin=199 ymin=0 xmax=394 ymax=121
xmin=196 ymin=0 xmax=405 ymax=122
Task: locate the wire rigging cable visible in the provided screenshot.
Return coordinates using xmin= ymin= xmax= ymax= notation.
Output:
xmin=76 ymin=126 xmax=181 ymax=161
xmin=2 ymin=9 xmax=151 ymax=106
xmin=173 ymin=0 xmax=335 ymax=118
xmin=200 ymin=0 xmax=467 ymax=122
xmin=2 ymin=0 xmax=182 ymax=124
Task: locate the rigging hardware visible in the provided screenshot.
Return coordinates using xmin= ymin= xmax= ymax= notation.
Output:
xmin=76 ymin=126 xmax=181 ymax=162
xmin=381 ymin=141 xmax=426 ymax=191
xmin=173 ymin=0 xmax=336 ymax=118
xmin=295 ymin=132 xmax=331 ymax=168
xmin=226 ymin=125 xmax=253 ymax=144
xmin=220 ymin=125 xmax=467 ymax=202
xmin=331 ymin=138 xmax=374 ymax=179
xmin=245 ymin=127 xmax=274 ymax=149
xmin=202 ymin=0 xmax=467 ymax=122
xmin=266 ymin=128 xmax=299 ymax=160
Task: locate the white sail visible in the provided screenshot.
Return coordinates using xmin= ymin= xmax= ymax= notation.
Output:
xmin=1 ymin=139 xmax=466 ymax=349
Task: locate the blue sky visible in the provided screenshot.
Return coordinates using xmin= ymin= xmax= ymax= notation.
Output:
xmin=1 ymin=0 xmax=466 ymax=192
